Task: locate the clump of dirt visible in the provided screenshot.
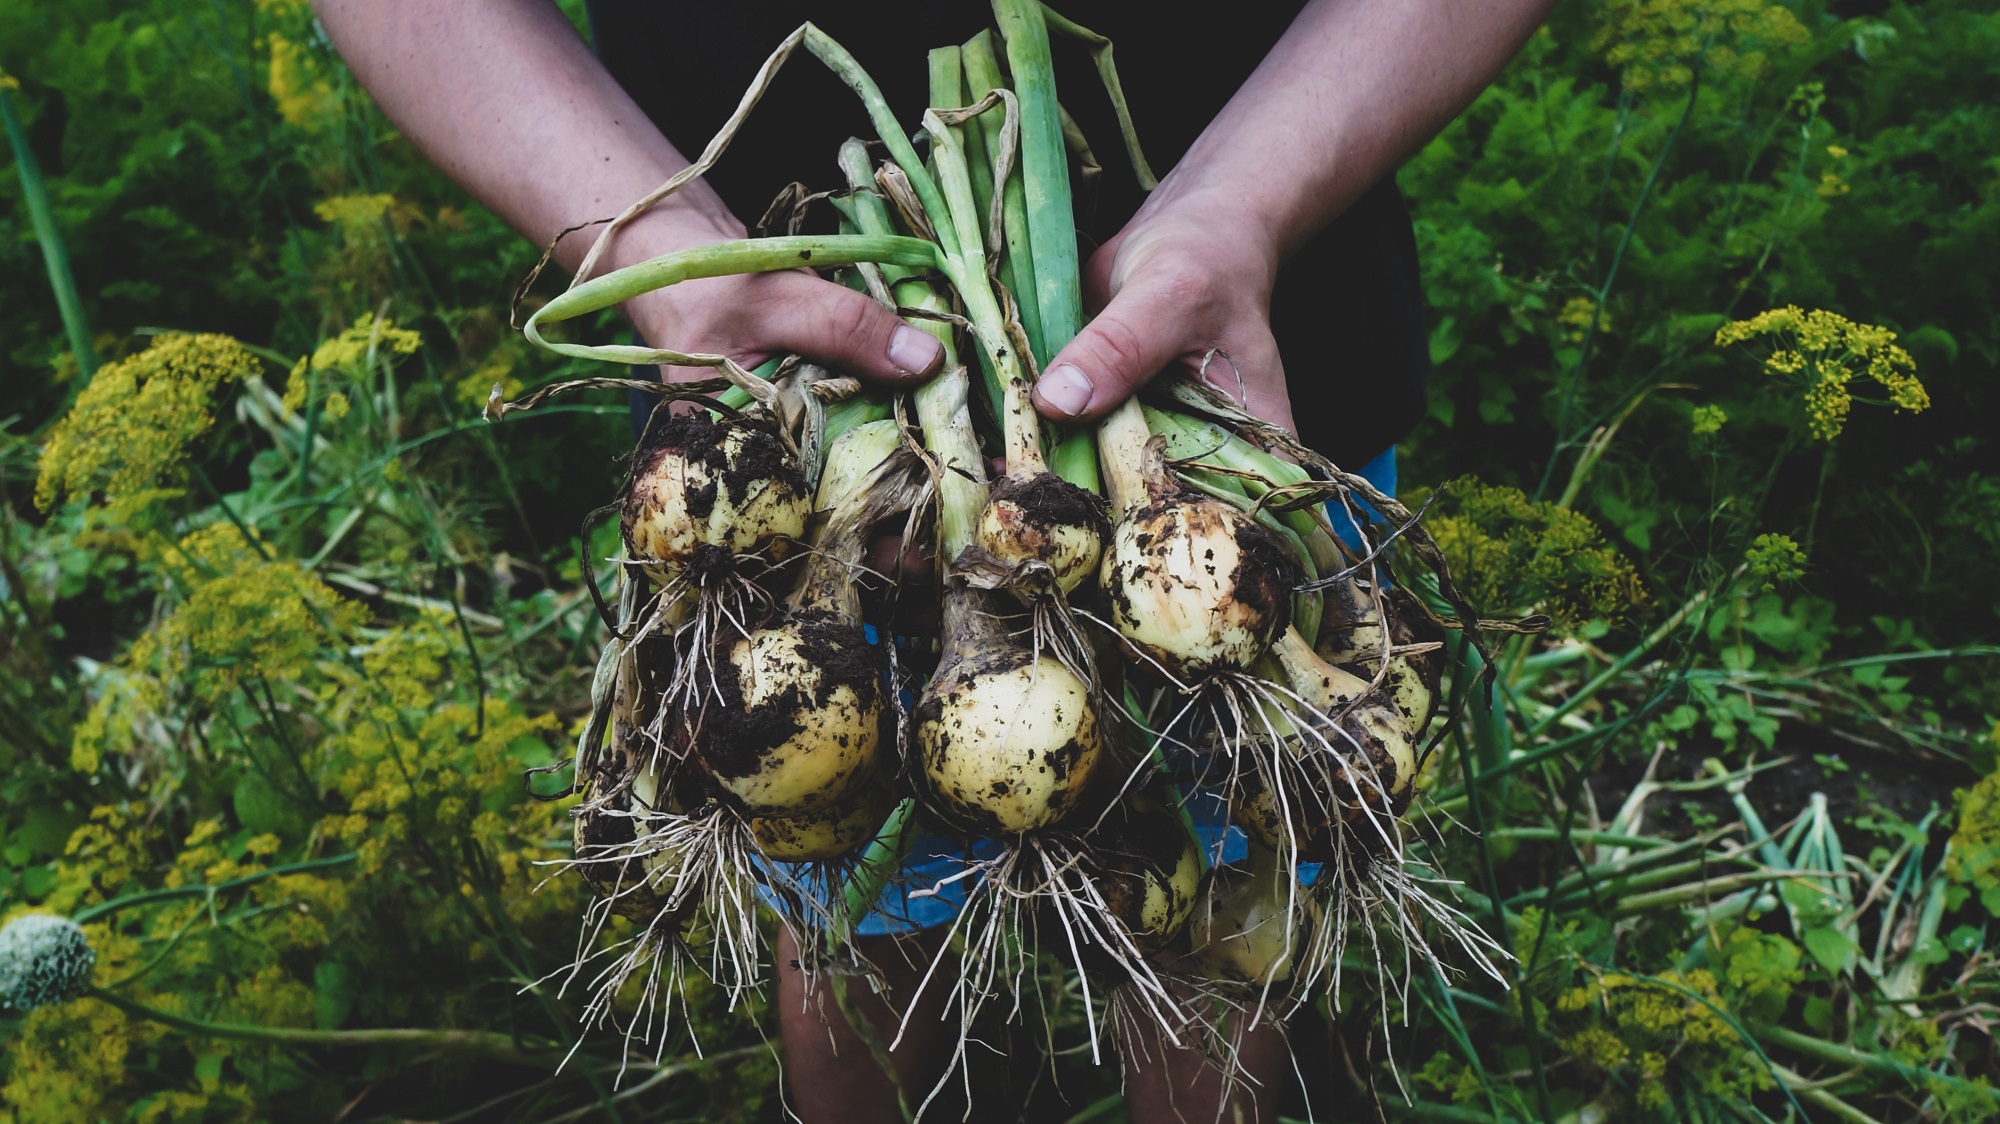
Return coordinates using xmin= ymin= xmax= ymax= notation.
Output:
xmin=990 ymin=471 xmax=1109 ymax=534
xmin=693 ymin=612 xmax=883 ymax=783
xmin=631 ymin=411 xmax=805 ymax=515
xmin=1228 ymin=516 xmax=1299 ymax=631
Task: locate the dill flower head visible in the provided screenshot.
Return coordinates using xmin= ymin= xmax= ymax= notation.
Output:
xmin=1423 ymin=481 xmax=1649 ymax=628
xmin=281 ymin=312 xmax=424 ymax=419
xmin=0 ymin=914 xmax=95 ymax=1013
xmin=1744 ymin=532 xmax=1807 ymax=591
xmin=1594 ymin=0 xmax=1809 ymax=94
xmin=35 ymin=333 xmax=261 ymax=519
xmin=1715 ymin=306 xmax=1929 ymax=440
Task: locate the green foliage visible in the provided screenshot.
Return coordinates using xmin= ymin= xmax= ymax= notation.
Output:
xmin=1947 ymin=767 xmax=2000 ymax=916
xmin=1 ymin=0 xmax=1996 ymax=1119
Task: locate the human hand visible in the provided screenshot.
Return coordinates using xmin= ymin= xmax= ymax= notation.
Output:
xmin=1029 ymin=206 xmax=1295 ymax=435
xmin=622 ymin=260 xmax=947 ymax=389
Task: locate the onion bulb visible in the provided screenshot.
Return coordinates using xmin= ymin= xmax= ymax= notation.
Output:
xmin=975 ymin=470 xmax=1109 ymax=594
xmin=1099 ymin=461 xmax=1296 ymax=682
xmin=622 ymin=410 xmax=810 ymax=575
xmin=1088 ymin=798 xmax=1203 ymax=953
xmin=1189 ymin=844 xmax=1311 ymax=988
xmin=916 ymin=631 xmax=1103 ymax=836
xmin=748 ymin=773 xmax=895 ymax=862
xmin=574 ymin=717 xmax=682 ymax=919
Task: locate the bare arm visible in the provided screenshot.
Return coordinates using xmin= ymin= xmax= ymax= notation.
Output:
xmin=312 ymin=0 xmax=944 ymax=384
xmin=1033 ymin=0 xmax=1557 ymax=432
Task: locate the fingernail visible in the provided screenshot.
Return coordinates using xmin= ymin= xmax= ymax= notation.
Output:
xmin=889 ymin=325 xmax=943 ymax=375
xmin=1039 ymin=363 xmax=1093 ymax=416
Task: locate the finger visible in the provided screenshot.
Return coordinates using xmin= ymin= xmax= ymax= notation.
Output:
xmin=754 ymin=274 xmax=945 ymax=385
xmin=1033 ymin=270 xmax=1209 ymax=423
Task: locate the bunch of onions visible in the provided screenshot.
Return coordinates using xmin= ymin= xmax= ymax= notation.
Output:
xmin=502 ymin=0 xmax=1515 ymax=1090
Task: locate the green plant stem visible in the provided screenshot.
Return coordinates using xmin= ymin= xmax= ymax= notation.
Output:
xmin=72 ymin=854 xmax=360 ymax=924
xmin=2 ymin=86 xmax=96 ymax=391
xmin=85 ymin=987 xmax=554 ymax=1064
xmin=1748 ymin=1021 xmax=2000 ymax=1105
xmin=1608 ymin=870 xmax=1778 ymax=916
xmin=524 ymin=235 xmax=939 ymax=363
xmin=991 ymin=0 xmax=1077 ymax=357
xmin=1539 ymin=68 xmax=1701 ymax=500
xmin=834 ymin=147 xmax=985 ymax=557
xmin=1527 ymin=568 xmax=1737 ymax=739
xmin=993 ymin=0 xmax=1101 ymax=489
xmin=922 ymin=106 xmax=1045 ymax=473
xmin=797 ymin=25 xmax=957 ymax=252
xmin=835 ymin=798 xmax=916 ymax=951
xmin=962 ymin=30 xmax=1046 ymax=359
xmin=1036 ymin=6 xmax=1158 ymax=189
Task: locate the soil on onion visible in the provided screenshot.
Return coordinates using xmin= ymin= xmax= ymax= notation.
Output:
xmin=695 ymin=611 xmax=883 ymax=782
xmin=988 ymin=470 xmax=1110 ymax=533
xmin=631 ymin=410 xmax=806 ymax=515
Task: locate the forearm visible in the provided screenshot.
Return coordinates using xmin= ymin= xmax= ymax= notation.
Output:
xmin=311 ymin=0 xmax=738 ymax=306
xmin=1146 ymin=0 xmax=1555 ymax=266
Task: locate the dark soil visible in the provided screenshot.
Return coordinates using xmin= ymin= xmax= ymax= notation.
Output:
xmin=627 ymin=410 xmax=805 ymax=524
xmin=1581 ymin=720 xmax=1964 ymax=844
xmin=1229 ymin=514 xmax=1299 ymax=636
xmin=989 ymin=470 xmax=1110 ymax=534
xmin=695 ymin=611 xmax=882 ymax=782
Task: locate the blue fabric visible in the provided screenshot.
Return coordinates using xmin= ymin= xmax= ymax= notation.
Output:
xmin=1326 ymin=443 xmax=1398 ymax=555
xmin=762 ymin=448 xmax=1399 ymax=934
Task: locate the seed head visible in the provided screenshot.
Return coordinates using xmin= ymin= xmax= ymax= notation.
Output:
xmin=0 ymin=914 xmax=96 ymax=1013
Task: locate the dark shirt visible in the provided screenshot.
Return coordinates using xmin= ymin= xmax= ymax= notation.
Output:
xmin=585 ymin=3 xmax=1427 ymax=467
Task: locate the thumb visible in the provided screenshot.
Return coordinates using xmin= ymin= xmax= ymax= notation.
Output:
xmin=757 ymin=275 xmax=945 ymax=385
xmin=1031 ymin=274 xmax=1194 ymax=423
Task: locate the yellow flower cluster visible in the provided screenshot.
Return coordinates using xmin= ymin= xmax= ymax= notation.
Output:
xmin=1715 ymin=306 xmax=1929 ymax=440
xmin=6 ymin=815 xmax=344 ymax=1117
xmin=313 ymin=619 xmax=576 ymax=927
xmin=1556 ymin=970 xmax=1770 ymax=1109
xmin=265 ymin=31 xmax=335 ymax=129
xmin=1426 ymin=482 xmax=1649 ymax=626
xmin=456 ymin=351 xmax=523 ymax=409
xmin=1594 ymin=0 xmax=1809 ymax=93
xmin=1557 ymin=295 xmax=1612 ymax=344
xmin=1690 ymin=403 xmax=1728 ymax=436
xmin=312 ymin=192 xmax=397 ymax=230
xmin=0 ymin=958 xmax=159 ymax=1120
xmin=281 ymin=313 xmax=424 ymax=419
xmin=71 ymin=525 xmax=364 ymax=772
xmin=1744 ymin=531 xmax=1807 ymax=591
xmin=35 ymin=334 xmax=262 ymax=520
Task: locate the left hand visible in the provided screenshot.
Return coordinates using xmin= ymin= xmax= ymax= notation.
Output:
xmin=1030 ymin=205 xmax=1297 ymax=435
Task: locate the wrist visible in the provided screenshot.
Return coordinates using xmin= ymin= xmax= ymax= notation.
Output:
xmin=1126 ymin=180 xmax=1286 ymax=287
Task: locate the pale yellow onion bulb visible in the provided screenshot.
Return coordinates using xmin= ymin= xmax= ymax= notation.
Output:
xmin=917 ymin=651 xmax=1101 ymax=835
xmin=623 ymin=415 xmax=809 ymax=567
xmin=1093 ymin=810 xmax=1204 ymax=949
xmin=699 ymin=617 xmax=883 ymax=817
xmin=1190 ymin=852 xmax=1311 ymax=987
xmin=1100 ymin=497 xmax=1293 ymax=680
xmin=974 ymin=472 xmax=1108 ymax=594
xmin=749 ymin=780 xmax=893 ymax=862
